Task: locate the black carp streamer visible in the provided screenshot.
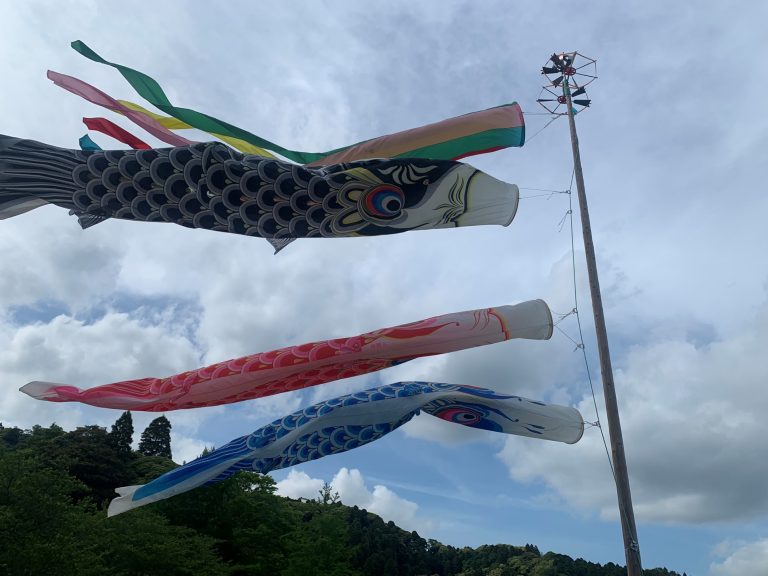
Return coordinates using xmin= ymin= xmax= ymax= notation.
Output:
xmin=0 ymin=136 xmax=519 ymax=245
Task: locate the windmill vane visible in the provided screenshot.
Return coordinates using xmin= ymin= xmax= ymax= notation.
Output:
xmin=537 ymin=51 xmax=597 ymax=115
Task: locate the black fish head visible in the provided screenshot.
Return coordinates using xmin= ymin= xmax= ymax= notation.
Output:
xmin=328 ymin=161 xmax=519 ymax=236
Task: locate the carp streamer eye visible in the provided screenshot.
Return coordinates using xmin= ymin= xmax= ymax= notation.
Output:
xmin=361 ymin=185 xmax=405 ymax=220
xmin=433 ymin=406 xmax=484 ymax=426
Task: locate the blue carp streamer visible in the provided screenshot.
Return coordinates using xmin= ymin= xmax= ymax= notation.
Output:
xmin=109 ymin=382 xmax=583 ymax=515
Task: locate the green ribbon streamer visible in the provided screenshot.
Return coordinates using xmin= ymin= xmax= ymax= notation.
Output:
xmin=72 ymin=40 xmax=336 ymax=163
xmin=71 ymin=40 xmax=524 ymax=164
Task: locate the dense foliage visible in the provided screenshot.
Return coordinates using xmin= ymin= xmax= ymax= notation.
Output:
xmin=137 ymin=415 xmax=172 ymax=459
xmin=0 ymin=417 xmax=685 ymax=576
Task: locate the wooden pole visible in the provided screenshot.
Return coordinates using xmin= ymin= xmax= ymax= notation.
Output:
xmin=563 ymin=77 xmax=643 ymax=575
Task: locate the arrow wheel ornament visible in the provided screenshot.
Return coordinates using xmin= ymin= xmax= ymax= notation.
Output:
xmin=537 ymin=52 xmax=597 ymax=115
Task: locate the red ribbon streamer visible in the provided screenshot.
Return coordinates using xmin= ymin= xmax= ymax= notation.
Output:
xmin=82 ymin=117 xmax=151 ymax=150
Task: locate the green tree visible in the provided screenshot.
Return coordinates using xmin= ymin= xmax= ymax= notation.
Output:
xmin=157 ymin=471 xmax=292 ymax=574
xmin=0 ymin=425 xmax=24 ymax=449
xmin=0 ymin=433 xmax=226 ymax=576
xmin=282 ymin=506 xmax=361 ymax=576
xmin=318 ymin=481 xmax=341 ymax=504
xmin=91 ymin=508 xmax=227 ymax=575
xmin=138 ymin=415 xmax=172 ymax=458
xmin=54 ymin=425 xmax=134 ymax=506
xmin=129 ymin=452 xmax=177 ymax=483
xmin=0 ymin=448 xmax=103 ymax=575
xmin=109 ymin=411 xmax=134 ymax=456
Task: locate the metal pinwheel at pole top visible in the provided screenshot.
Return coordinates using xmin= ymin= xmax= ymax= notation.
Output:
xmin=537 ymin=51 xmax=596 ymax=115
xmin=538 ymin=52 xmax=643 ymax=576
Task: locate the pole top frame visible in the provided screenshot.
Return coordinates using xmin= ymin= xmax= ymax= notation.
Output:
xmin=537 ymin=52 xmax=597 ymax=115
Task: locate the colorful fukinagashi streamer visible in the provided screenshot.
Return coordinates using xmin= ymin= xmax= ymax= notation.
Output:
xmin=78 ymin=134 xmax=102 ymax=151
xmin=61 ymin=41 xmax=525 ymax=164
xmin=83 ymin=117 xmax=150 ymax=150
xmin=113 ymin=98 xmax=523 ymax=166
xmin=108 ymin=381 xmax=584 ymax=515
xmin=0 ymin=136 xmax=519 ymax=238
xmin=21 ymin=300 xmax=553 ymax=411
xmin=47 ymin=70 xmax=193 ymax=148
xmin=115 ymin=100 xmax=277 ymax=157
xmin=48 ymin=70 xmax=277 ymax=158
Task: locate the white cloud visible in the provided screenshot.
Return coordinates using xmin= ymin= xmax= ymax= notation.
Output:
xmin=0 ymin=309 xmax=202 ymax=430
xmin=498 ymin=293 xmax=768 ymax=523
xmin=275 ymin=470 xmax=326 ymax=500
xmin=276 ymin=467 xmax=434 ymax=534
xmin=0 ymin=312 xmax=199 ymax=385
xmin=241 ymin=388 xmax=306 ymax=421
xmin=0 ymin=209 xmax=123 ymax=308
xmin=171 ymin=432 xmax=211 ymax=465
xmin=710 ymin=538 xmax=768 ymax=576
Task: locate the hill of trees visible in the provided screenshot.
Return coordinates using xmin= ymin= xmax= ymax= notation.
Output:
xmin=0 ymin=414 xmax=686 ymax=576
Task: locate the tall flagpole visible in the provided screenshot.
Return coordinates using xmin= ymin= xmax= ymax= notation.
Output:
xmin=540 ymin=53 xmax=643 ymax=575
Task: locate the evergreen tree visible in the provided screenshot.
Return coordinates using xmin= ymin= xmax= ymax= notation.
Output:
xmin=138 ymin=415 xmax=172 ymax=458
xmin=318 ymin=481 xmax=341 ymax=504
xmin=109 ymin=411 xmax=134 ymax=456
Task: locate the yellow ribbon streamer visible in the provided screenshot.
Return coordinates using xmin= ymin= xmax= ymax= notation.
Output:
xmin=117 ymin=100 xmax=276 ymax=158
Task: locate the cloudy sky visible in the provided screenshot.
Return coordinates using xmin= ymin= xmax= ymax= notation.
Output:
xmin=1 ymin=1 xmax=766 ymax=574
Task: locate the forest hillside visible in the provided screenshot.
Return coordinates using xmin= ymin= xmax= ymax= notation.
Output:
xmin=0 ymin=414 xmax=686 ymax=576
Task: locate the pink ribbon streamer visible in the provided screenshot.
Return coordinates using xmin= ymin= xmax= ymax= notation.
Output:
xmin=47 ymin=70 xmax=193 ymax=147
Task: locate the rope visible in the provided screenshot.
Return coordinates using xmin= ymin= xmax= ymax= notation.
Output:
xmin=563 ymin=168 xmax=615 ymax=481
xmin=555 ymin=325 xmax=585 ymax=351
xmin=520 ymin=187 xmax=570 ymax=193
xmin=519 ymin=187 xmax=571 ymax=201
xmin=520 ymin=192 xmax=570 ymax=200
xmin=524 ymin=114 xmax=562 ymax=144
xmin=553 ymin=308 xmax=577 ymax=325
xmin=564 ymin=168 xmax=644 ymax=572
